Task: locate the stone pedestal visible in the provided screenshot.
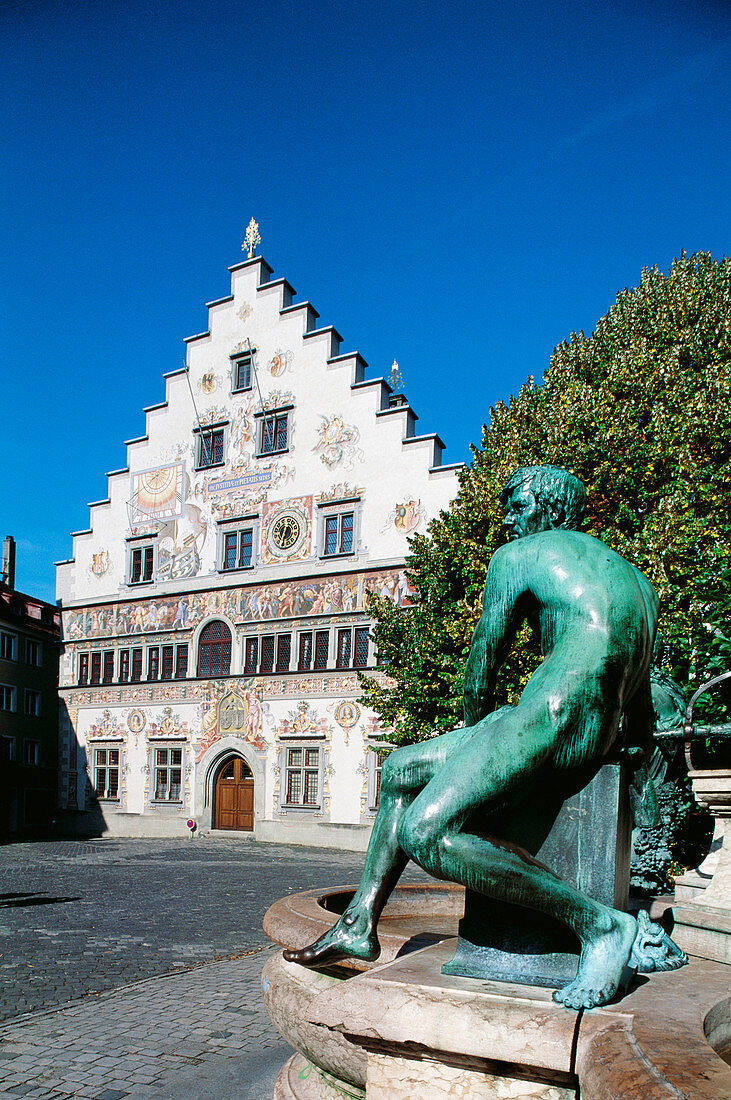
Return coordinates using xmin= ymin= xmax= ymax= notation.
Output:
xmin=673 ymin=769 xmax=731 ymax=965
xmin=303 ymin=940 xmax=731 ymax=1099
xmin=443 ymin=764 xmax=630 ymax=986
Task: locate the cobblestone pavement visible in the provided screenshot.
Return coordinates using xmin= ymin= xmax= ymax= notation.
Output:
xmin=0 ymin=838 xmax=430 ymax=1098
xmin=0 ymin=946 xmax=288 ymax=1099
xmin=0 ymin=837 xmax=415 ymax=1020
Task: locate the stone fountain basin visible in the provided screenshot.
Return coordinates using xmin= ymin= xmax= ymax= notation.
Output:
xmin=263 ymin=882 xmax=731 ymax=1099
xmin=263 ymin=880 xmax=464 ymax=972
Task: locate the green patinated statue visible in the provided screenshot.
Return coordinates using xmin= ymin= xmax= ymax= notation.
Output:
xmin=285 ymin=466 xmax=685 ymax=1009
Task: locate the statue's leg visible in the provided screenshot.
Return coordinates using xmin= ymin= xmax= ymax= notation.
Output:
xmin=283 ymin=723 xmax=479 ymax=966
xmin=396 ymin=709 xmax=638 ymax=1010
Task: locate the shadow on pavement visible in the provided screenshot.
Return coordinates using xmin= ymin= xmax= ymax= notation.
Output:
xmin=0 ymin=891 xmax=81 ymax=908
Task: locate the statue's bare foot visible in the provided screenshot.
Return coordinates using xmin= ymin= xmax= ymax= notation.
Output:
xmin=283 ymin=908 xmax=380 ymax=967
xmin=553 ymin=911 xmax=637 ymax=1011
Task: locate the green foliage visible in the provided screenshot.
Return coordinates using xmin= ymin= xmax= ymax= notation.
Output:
xmin=360 ymin=251 xmax=731 ymax=747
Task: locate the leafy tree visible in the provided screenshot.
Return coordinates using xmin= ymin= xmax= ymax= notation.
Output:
xmin=361 ymin=251 xmax=731 ymax=749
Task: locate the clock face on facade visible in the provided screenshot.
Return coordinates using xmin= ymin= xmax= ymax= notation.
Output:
xmin=267 ymin=510 xmax=307 ymax=557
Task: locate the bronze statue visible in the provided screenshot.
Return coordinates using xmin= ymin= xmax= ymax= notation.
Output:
xmin=285 ymin=466 xmax=685 ymax=1009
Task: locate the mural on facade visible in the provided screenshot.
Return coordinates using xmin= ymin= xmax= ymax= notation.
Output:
xmin=90 ymin=550 xmax=110 ymax=577
xmin=62 ymin=567 xmax=414 ymax=642
xmin=277 ymin=699 xmax=330 ymax=740
xmin=313 ymin=415 xmax=364 ymax=469
xmin=129 ymin=463 xmax=186 ymax=525
xmin=192 ymin=687 xmax=266 ymax=761
xmin=199 ymin=372 xmax=221 ymax=394
xmin=267 ymin=349 xmax=293 ymax=376
xmin=157 ymin=500 xmax=209 ymax=582
xmin=382 ymin=498 xmax=426 ymax=536
xmin=331 ymin=699 xmax=361 ymax=744
xmin=316 ymin=483 xmax=365 ymax=504
xmin=87 ymin=710 xmax=123 ymax=740
xmin=148 ymin=707 xmax=188 ymax=739
xmin=236 ymin=301 xmax=252 ymax=322
xmin=362 ymin=569 xmax=413 ymax=607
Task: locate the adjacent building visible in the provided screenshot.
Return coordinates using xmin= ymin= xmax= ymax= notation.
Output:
xmin=0 ymin=536 xmax=62 ymax=834
xmin=56 ymin=252 xmax=462 ymax=846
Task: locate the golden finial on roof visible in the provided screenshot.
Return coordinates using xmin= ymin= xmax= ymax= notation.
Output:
xmin=242 ymin=218 xmax=261 ymax=259
xmin=387 ymin=359 xmax=404 ymax=391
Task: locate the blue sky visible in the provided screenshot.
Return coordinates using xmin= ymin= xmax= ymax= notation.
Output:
xmin=1 ymin=0 xmax=729 ymax=602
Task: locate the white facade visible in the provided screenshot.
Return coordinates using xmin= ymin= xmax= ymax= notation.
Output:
xmin=56 ymin=255 xmax=461 ymax=846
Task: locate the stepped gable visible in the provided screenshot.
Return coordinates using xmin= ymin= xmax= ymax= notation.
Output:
xmin=56 ymin=254 xmax=463 ymax=604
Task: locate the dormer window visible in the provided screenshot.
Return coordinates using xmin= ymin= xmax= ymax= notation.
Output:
xmin=194 ymin=422 xmax=227 ymax=470
xmin=231 ymin=352 xmax=253 ymax=393
xmin=255 ymin=409 xmax=290 ymax=456
xmin=129 ymin=543 xmax=155 ymax=585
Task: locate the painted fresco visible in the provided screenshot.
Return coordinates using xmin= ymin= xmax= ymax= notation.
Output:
xmin=148 ymin=706 xmax=188 ymax=739
xmin=267 ymin=349 xmax=293 ymax=376
xmin=129 ymin=463 xmax=186 ymax=525
xmin=316 ymin=483 xmax=365 ymax=504
xmin=87 ymin=710 xmax=123 ymax=740
xmin=382 ymin=498 xmax=426 ymax=535
xmin=90 ymin=550 xmax=110 ymax=577
xmin=313 ymin=415 xmax=364 ymax=469
xmin=62 ymin=566 xmax=414 ymax=642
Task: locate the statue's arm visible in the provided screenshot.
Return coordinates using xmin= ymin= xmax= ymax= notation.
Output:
xmin=462 ymin=547 xmax=523 ymax=727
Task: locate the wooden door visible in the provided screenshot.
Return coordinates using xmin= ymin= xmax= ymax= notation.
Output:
xmin=214 ymin=757 xmax=254 ymax=830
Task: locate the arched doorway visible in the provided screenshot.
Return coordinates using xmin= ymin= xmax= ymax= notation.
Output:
xmin=213 ymin=756 xmax=254 ymax=831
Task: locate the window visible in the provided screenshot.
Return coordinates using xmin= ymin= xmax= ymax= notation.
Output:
xmin=315 ymin=630 xmax=329 ymax=670
xmin=298 ymin=632 xmax=313 ymax=670
xmin=336 ymin=627 xmax=370 ymax=669
xmin=257 ymin=412 xmax=288 ymax=456
xmin=1 ymin=735 xmax=15 ymax=763
xmin=93 ymin=746 xmax=119 ymax=799
xmin=222 ymin=526 xmax=254 ymax=571
xmin=336 ymin=629 xmax=351 ymax=669
xmin=90 ymin=652 xmax=102 ymax=685
xmin=78 ymin=653 xmax=89 ymax=686
xmin=232 ymin=353 xmax=253 ymax=393
xmin=197 ymin=427 xmax=225 ymax=469
xmin=298 ymin=628 xmax=329 ymax=671
xmin=323 ymin=512 xmax=354 ymax=557
xmin=102 ymin=651 xmax=114 ymax=684
xmin=153 ymin=746 xmax=183 ymax=801
xmin=284 ymin=745 xmax=321 ymax=807
xmin=0 ymin=684 xmax=16 ymax=712
xmin=368 ymin=747 xmax=386 ymax=810
xmin=161 ymin=645 xmax=174 ymax=680
xmin=147 ymin=647 xmax=160 ymax=681
xmin=25 ymin=639 xmax=42 ymax=666
xmin=197 ymin=621 xmax=232 ymax=677
xmin=0 ymin=632 xmax=16 ymax=660
xmin=118 ymin=650 xmax=130 ymax=683
xmin=260 ymin=635 xmax=275 ymax=674
xmin=24 ymin=689 xmax=41 ymax=717
xmin=130 ymin=544 xmax=154 ymax=585
xmin=354 ymin=627 xmax=370 ymax=668
xmin=23 ymin=740 xmax=40 ymax=766
xmin=276 ymin=634 xmax=291 ymax=673
xmin=175 ymin=644 xmax=188 ymax=679
xmin=131 ymin=648 xmax=143 ymax=682
xmin=244 ymin=637 xmax=258 ymax=674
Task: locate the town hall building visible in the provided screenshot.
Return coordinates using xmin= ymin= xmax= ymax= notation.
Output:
xmin=56 ymin=240 xmax=462 ymax=847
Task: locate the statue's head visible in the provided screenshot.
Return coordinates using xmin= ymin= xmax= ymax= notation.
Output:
xmin=500 ymin=466 xmax=586 ymax=540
